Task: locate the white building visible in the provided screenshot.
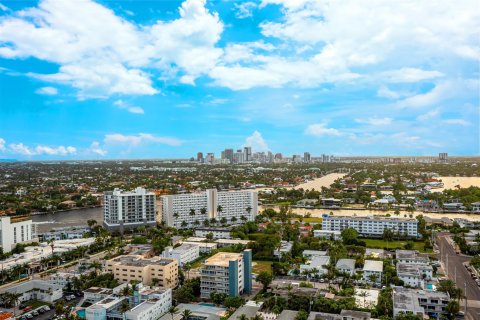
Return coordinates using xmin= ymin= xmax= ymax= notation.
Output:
xmin=336 ymin=259 xmax=356 ymax=276
xmin=471 ymin=202 xmax=480 ymax=212
xmin=103 ymin=187 xmax=156 ymax=232
xmin=200 ymin=250 xmax=252 ymax=299
xmin=322 ymin=214 xmax=418 ymax=238
xmin=363 ymin=260 xmax=383 ymax=283
xmin=395 ymin=250 xmax=429 ymax=265
xmin=302 ymin=250 xmax=328 ymax=260
xmin=160 ymin=189 xmax=257 ymax=229
xmin=273 ymin=241 xmax=293 ymax=257
xmin=300 ymin=256 xmax=330 ymax=277
xmin=0 ymin=216 xmax=37 ymax=253
xmin=194 ymin=227 xmax=232 ymax=239
xmin=39 ymin=227 xmax=90 ymax=241
xmin=393 ymin=286 xmax=449 ymax=319
xmin=396 ymin=263 xmax=433 ymax=289
xmin=313 ymin=229 xmax=342 ymax=240
xmin=0 ymin=280 xmax=62 ymax=303
xmin=181 ymin=241 xmax=218 ymax=254
xmin=125 ymin=288 xmax=172 ymax=320
xmin=161 ymin=244 xmax=199 ymax=266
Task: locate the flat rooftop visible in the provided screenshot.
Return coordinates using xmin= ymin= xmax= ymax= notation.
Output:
xmin=363 ymin=260 xmax=383 ymax=272
xmin=110 ymin=255 xmax=176 ymax=267
xmin=204 ymin=252 xmax=243 ymax=267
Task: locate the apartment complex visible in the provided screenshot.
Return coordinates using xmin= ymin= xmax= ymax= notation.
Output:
xmin=321 ymin=214 xmax=418 ymax=238
xmin=103 ymin=187 xmax=156 ymax=231
xmin=0 ymin=216 xmax=37 ymax=253
xmin=161 ymin=243 xmax=199 ymax=266
xmin=160 ymin=189 xmax=257 ymax=229
xmin=104 ymin=255 xmax=178 ymax=288
xmin=200 ymin=249 xmax=252 ymax=298
xmin=363 ymin=260 xmax=383 ymax=283
xmin=393 ymin=286 xmax=449 ymax=318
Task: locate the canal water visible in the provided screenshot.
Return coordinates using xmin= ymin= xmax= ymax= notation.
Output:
xmin=32 ymin=207 xmax=103 ymax=233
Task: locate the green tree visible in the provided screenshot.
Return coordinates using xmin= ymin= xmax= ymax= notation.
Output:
xmin=181 ymin=309 xmax=192 ymax=320
xmin=341 ymin=228 xmax=358 ymax=245
xmin=445 ymin=300 xmax=460 ymax=319
xmin=256 ymin=271 xmax=273 ymax=291
xmin=295 ymin=310 xmax=308 ymax=320
xmin=168 ymin=306 xmax=179 ymax=320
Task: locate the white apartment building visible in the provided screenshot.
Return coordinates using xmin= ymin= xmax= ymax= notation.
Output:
xmin=125 ymin=288 xmax=172 ymax=320
xmin=161 ymin=243 xmax=199 ymax=266
xmin=0 ymin=216 xmax=37 ymax=253
xmin=393 ymin=286 xmax=449 ymax=319
xmin=395 ymin=250 xmax=430 ymax=265
xmin=313 ymin=229 xmax=342 ymax=240
xmin=0 ymin=280 xmax=62 ymax=303
xmin=363 ymin=260 xmax=383 ymax=283
xmin=200 ymin=250 xmax=252 ymax=299
xmin=194 ymin=227 xmax=232 ymax=239
xmin=103 ymin=187 xmax=156 ymax=231
xmin=336 ymin=259 xmax=356 ymax=276
xmin=322 ymin=214 xmax=418 ymax=238
xmin=160 ymin=189 xmax=257 ymax=229
xmin=397 ymin=263 xmax=433 ymax=289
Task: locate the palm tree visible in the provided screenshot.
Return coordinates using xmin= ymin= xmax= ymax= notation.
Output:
xmin=240 ymin=215 xmax=247 ymax=223
xmin=47 ymin=239 xmax=55 ymax=257
xmin=87 ymin=219 xmax=97 ymax=229
xmin=250 ymin=315 xmax=264 ymax=320
xmin=189 ymin=209 xmax=195 ymax=216
xmin=181 ymin=309 xmax=192 ymax=320
xmin=231 ymin=217 xmax=237 ymax=224
xmin=194 ymin=220 xmax=200 ymax=226
xmin=357 ymin=290 xmax=370 ymax=308
xmin=239 ymin=315 xmax=248 ymax=320
xmin=8 ymin=292 xmax=22 ymax=317
xmin=210 ymin=218 xmax=217 ymax=226
xmin=200 ymin=207 xmax=207 ymax=215
xmin=168 ymin=306 xmax=179 ymax=320
xmin=217 ymin=205 xmax=223 ymax=213
xmin=119 ymin=300 xmax=130 ymax=314
xmin=89 ymin=260 xmax=102 ymax=275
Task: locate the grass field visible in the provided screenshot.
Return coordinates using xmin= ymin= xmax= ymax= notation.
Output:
xmin=252 ymin=260 xmax=272 ymax=274
xmin=363 ymin=239 xmax=429 ymax=252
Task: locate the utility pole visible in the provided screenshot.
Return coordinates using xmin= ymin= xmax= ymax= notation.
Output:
xmin=464 ymin=281 xmax=467 ymax=315
xmin=446 ymin=254 xmax=449 ymax=276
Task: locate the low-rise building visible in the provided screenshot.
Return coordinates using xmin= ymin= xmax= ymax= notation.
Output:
xmin=363 ymin=260 xmax=383 ymax=283
xmin=393 ymin=286 xmax=449 ymax=318
xmin=0 ymin=280 xmax=62 ymax=303
xmin=322 ymin=214 xmax=418 ymax=238
xmin=313 ymin=229 xmax=342 ymax=240
xmin=307 ymin=310 xmax=371 ymax=320
xmin=396 ymin=250 xmax=429 ymax=265
xmin=396 ymin=263 xmax=433 ymax=289
xmin=161 ymin=244 xmax=199 ymax=266
xmin=320 ymin=198 xmax=342 ymax=208
xmin=181 ymin=241 xmax=218 ymax=254
xmin=200 ymin=250 xmax=252 ymax=299
xmin=39 ymin=226 xmax=90 ymax=242
xmin=125 ymin=287 xmax=172 ymax=320
xmin=300 ymin=256 xmax=330 ymax=277
xmin=336 ymin=258 xmax=356 ymax=276
xmin=303 ymin=250 xmax=328 ymax=259
xmin=472 ymin=202 xmax=480 ymax=212
xmin=216 ymin=239 xmax=253 ymax=248
xmin=104 ymin=255 xmax=178 ymax=288
xmin=194 ymin=227 xmax=232 ymax=239
xmin=0 ymin=216 xmax=37 ymax=253
xmin=365 ymin=248 xmax=385 ymax=259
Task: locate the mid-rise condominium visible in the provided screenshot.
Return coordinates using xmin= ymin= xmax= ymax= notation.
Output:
xmin=0 ymin=216 xmax=37 ymax=253
xmin=104 ymin=255 xmax=178 ymax=288
xmin=103 ymin=187 xmax=156 ymax=232
xmin=200 ymin=249 xmax=252 ymax=298
xmin=160 ymin=189 xmax=257 ymax=229
xmin=321 ymin=214 xmax=418 ymax=238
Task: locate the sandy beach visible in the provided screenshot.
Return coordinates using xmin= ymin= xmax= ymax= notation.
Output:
xmin=435 ymin=176 xmax=480 ymax=192
xmin=294 ymin=173 xmax=346 ymax=190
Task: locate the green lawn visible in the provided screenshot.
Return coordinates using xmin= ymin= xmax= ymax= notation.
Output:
xmin=24 ymin=300 xmax=49 ymax=309
xmin=363 ymin=238 xmax=430 ymax=252
xmin=252 ymin=261 xmax=272 ymax=274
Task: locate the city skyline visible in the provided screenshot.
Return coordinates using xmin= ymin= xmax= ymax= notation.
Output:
xmin=0 ymin=0 xmax=479 ymax=160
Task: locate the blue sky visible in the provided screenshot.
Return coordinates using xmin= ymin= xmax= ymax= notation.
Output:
xmin=0 ymin=0 xmax=478 ymax=160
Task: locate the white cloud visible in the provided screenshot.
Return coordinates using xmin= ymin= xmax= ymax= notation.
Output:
xmin=390 ymin=132 xmax=420 ymax=146
xmin=35 ymin=86 xmax=58 ymax=95
xmin=244 ymin=131 xmax=269 ymax=151
xmin=0 ymin=0 xmax=223 ymax=97
xmin=397 ymin=82 xmax=451 ymax=108
xmin=355 ymin=117 xmax=393 ymax=126
xmin=0 ymin=137 xmax=5 ymax=151
xmin=416 ymin=109 xmax=439 ymax=121
xmin=113 ymin=100 xmax=145 ymax=114
xmin=377 ymin=86 xmax=401 ymax=99
xmin=234 ymin=2 xmax=257 ymax=19
xmin=381 ymin=68 xmax=444 ymax=83
xmin=87 ymin=141 xmax=107 ymax=156
xmin=442 ymin=118 xmax=471 ymax=126
xmin=0 ymin=3 xmax=9 ymax=11
xmin=104 ymin=133 xmax=182 ymax=147
xmin=304 ymin=123 xmax=341 ymax=137
xmin=8 ymin=143 xmax=76 ymax=156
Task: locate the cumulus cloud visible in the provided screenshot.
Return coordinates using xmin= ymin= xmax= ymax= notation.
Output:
xmin=87 ymin=141 xmax=107 ymax=156
xmin=442 ymin=118 xmax=471 ymax=126
xmin=8 ymin=143 xmax=76 ymax=156
xmin=355 ymin=117 xmax=393 ymax=126
xmin=244 ymin=131 xmax=269 ymax=151
xmin=416 ymin=109 xmax=440 ymax=121
xmin=0 ymin=137 xmax=5 ymax=151
xmin=104 ymin=133 xmax=182 ymax=147
xmin=0 ymin=0 xmax=223 ymax=98
xmin=304 ymin=123 xmax=341 ymax=137
xmin=381 ymin=68 xmax=444 ymax=83
xmin=113 ymin=100 xmax=145 ymax=114
xmin=234 ymin=2 xmax=257 ymax=19
xmin=35 ymin=86 xmax=58 ymax=95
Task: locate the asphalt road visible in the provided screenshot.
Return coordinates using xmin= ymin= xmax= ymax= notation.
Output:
xmin=437 ymin=233 xmax=480 ymax=320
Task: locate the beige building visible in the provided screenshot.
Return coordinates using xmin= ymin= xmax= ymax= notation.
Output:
xmin=104 ymin=255 xmax=178 ymax=288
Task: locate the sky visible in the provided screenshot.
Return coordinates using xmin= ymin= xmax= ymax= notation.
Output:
xmin=0 ymin=0 xmax=479 ymax=160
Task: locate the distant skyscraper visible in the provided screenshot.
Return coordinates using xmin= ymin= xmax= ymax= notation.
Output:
xmin=274 ymin=153 xmax=283 ymax=160
xmin=224 ymin=148 xmax=234 ymax=163
xmin=439 ymin=153 xmax=448 ymax=161
xmin=304 ymin=152 xmax=311 ymax=163
xmin=197 ymin=152 xmax=204 ymax=162
xmin=244 ymin=147 xmax=252 ymax=162
xmin=267 ymin=151 xmax=274 ymax=163
xmin=233 ymin=150 xmax=244 ymax=163
xmin=205 ymin=153 xmax=215 ymax=164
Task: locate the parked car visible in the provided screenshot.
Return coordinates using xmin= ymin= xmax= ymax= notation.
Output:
xmin=23 ymin=306 xmax=33 ymax=311
xmin=26 ymin=314 xmax=33 ymax=319
xmin=32 ymin=311 xmax=39 ymax=316
xmin=44 ymin=306 xmax=51 ymax=311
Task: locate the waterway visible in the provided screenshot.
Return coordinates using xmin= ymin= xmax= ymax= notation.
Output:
xmin=32 ymin=207 xmax=103 ymax=233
